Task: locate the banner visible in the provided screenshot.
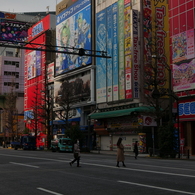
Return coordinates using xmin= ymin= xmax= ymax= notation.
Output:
xmin=118 ymin=0 xmax=125 ymax=100
xmin=112 ymin=3 xmax=119 ymax=101
xmin=96 ymin=9 xmax=107 ymax=103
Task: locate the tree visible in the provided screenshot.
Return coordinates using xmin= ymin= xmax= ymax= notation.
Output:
xmin=3 ymin=87 xmax=21 ymax=141
xmin=54 ymin=77 xmax=81 ymax=131
xmin=143 ymin=12 xmax=178 ymax=157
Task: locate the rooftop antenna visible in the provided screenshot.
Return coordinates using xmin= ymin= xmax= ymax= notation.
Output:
xmin=46 ymin=6 xmax=49 ymax=14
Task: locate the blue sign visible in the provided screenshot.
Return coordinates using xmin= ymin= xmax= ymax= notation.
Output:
xmin=179 ymin=102 xmax=195 ymax=116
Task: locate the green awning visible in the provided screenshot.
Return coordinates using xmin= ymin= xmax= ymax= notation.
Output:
xmin=89 ymin=106 xmax=155 ymax=119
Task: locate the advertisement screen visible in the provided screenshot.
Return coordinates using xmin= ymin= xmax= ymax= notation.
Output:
xmin=56 ymin=0 xmax=92 ymax=75
xmin=0 ymin=19 xmax=29 ymax=42
xmin=54 ymin=73 xmax=90 ymax=107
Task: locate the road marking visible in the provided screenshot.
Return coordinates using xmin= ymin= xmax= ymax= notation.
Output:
xmin=82 ymin=162 xmax=195 ymax=178
xmin=37 ymin=187 xmax=63 ymax=195
xmin=118 ymin=180 xmax=195 ymax=195
xmin=2 ymin=154 xmax=195 ymax=179
xmin=10 ymin=162 xmax=39 ymax=168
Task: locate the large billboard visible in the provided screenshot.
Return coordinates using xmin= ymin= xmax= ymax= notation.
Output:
xmin=172 ymin=29 xmax=195 ymax=63
xmin=56 ymin=0 xmax=92 ymax=75
xmin=54 ymin=73 xmax=90 ymax=107
xmin=173 ymin=58 xmax=195 ymax=92
xmin=26 ymin=50 xmax=41 ymax=80
xmin=0 ymin=19 xmax=29 ymax=42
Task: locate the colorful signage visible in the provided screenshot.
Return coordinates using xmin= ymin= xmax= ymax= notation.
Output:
xmin=118 ymin=0 xmax=125 ymax=100
xmin=173 ymin=59 xmax=195 ymax=92
xmin=96 ymin=9 xmax=107 ymax=103
xmin=132 ymin=9 xmax=139 ymax=98
xmin=26 ymin=50 xmax=41 ymax=80
xmin=0 ymin=12 xmax=16 ymax=19
xmin=172 ymin=29 xmax=195 ymax=64
xmin=28 ymin=15 xmax=52 ymax=42
xmin=179 ymin=99 xmax=195 ymax=121
xmin=0 ymin=19 xmax=29 ymax=42
xmin=56 ymin=0 xmax=92 ymax=75
xmin=107 ymin=5 xmax=113 ymax=102
xmin=112 ymin=3 xmax=119 ymax=101
xmin=124 ymin=2 xmax=132 ymax=99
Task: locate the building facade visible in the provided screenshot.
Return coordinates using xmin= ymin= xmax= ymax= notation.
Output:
xmin=169 ymin=0 xmax=195 ymax=155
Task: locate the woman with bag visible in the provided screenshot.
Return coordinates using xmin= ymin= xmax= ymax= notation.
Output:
xmin=69 ymin=139 xmax=81 ymax=167
xmin=116 ymin=137 xmax=126 ymax=167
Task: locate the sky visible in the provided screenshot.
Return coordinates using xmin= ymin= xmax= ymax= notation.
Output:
xmin=0 ymin=0 xmax=60 ymax=13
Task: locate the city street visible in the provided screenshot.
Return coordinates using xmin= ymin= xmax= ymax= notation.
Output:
xmin=0 ymin=148 xmax=195 ymax=195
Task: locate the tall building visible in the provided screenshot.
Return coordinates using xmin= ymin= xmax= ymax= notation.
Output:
xmin=0 ymin=11 xmax=38 ymax=142
xmin=169 ymin=0 xmax=195 ymax=155
xmin=92 ymin=0 xmax=171 ymax=152
xmin=24 ymin=14 xmax=56 ymax=137
xmin=54 ymin=0 xmax=96 ymax=146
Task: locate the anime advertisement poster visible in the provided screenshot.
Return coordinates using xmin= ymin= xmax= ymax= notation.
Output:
xmin=124 ymin=2 xmax=132 ymax=99
xmin=96 ymin=9 xmax=107 ymax=103
xmin=173 ymin=59 xmax=195 ymax=92
xmin=112 ymin=3 xmax=119 ymax=101
xmin=107 ymin=5 xmax=113 ymax=102
xmin=0 ymin=19 xmax=29 ymax=43
xmin=118 ymin=0 xmax=125 ymax=100
xmin=172 ymin=29 xmax=195 ymax=63
xmin=26 ymin=50 xmax=41 ymax=80
xmin=56 ymin=0 xmax=91 ymax=75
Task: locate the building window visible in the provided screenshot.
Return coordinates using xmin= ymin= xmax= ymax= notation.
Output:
xmin=6 ymin=51 xmax=13 ymax=57
xmin=4 ymin=61 xmax=19 ymax=67
xmin=15 ymin=83 xmax=19 ymax=89
xmin=15 ymin=62 xmax=19 ymax=67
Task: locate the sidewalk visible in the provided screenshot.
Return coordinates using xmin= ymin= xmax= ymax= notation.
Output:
xmin=90 ymin=150 xmax=195 ymax=160
xmin=90 ymin=150 xmax=149 ymax=158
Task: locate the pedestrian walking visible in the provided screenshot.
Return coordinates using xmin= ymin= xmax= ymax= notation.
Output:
xmin=116 ymin=137 xmax=126 ymax=167
xmin=69 ymin=139 xmax=81 ymax=167
xmin=134 ymin=141 xmax=139 ymax=159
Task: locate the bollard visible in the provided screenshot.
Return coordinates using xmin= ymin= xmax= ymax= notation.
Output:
xmin=187 ymin=149 xmax=190 ymax=159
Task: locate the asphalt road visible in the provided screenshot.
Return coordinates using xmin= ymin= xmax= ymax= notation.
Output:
xmin=0 ymin=148 xmax=195 ymax=195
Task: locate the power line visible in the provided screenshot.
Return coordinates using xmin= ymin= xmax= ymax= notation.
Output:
xmin=0 ymin=39 xmax=111 ymax=58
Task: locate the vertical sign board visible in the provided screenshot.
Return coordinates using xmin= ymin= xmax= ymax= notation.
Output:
xmin=96 ymin=10 xmax=107 ymax=103
xmin=152 ymin=1 xmax=170 ymax=90
xmin=107 ymin=5 xmax=113 ymax=102
xmin=132 ymin=9 xmax=139 ymax=98
xmin=118 ymin=0 xmax=125 ymax=100
xmin=124 ymin=1 xmax=132 ymax=99
xmin=112 ymin=3 xmax=119 ymax=101
xmin=143 ymin=0 xmax=152 ymax=95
